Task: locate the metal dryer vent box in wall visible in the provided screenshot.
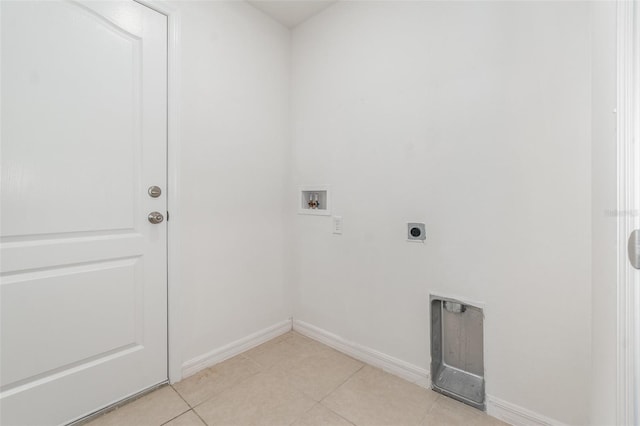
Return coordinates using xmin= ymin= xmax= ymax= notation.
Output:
xmin=430 ymin=295 xmax=485 ymax=410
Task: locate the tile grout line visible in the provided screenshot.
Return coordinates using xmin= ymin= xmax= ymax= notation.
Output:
xmin=316 ymin=362 xmax=442 ymax=426
xmin=170 ymin=384 xmax=195 ymax=409
xmin=170 ymin=385 xmax=215 ymax=426
xmin=159 ymin=407 xmax=191 ymax=426
xmin=270 ymin=336 xmax=366 ymax=404
xmin=315 ymin=364 xmax=365 ymax=426
xmin=169 ymin=383 xmax=211 ymax=425
xmin=191 ymin=408 xmax=209 ymax=426
xmin=319 ymin=363 xmax=365 ymax=404
xmin=241 ymin=351 xmax=273 ymax=371
xmin=416 ymin=393 xmax=442 ymax=426
xmin=159 ymin=386 xmax=192 ymax=426
xmin=172 ymin=354 xmax=266 ymax=415
xmin=240 ymin=332 xmax=346 ymax=425
xmin=189 ymin=369 xmax=263 ymax=411
xmin=320 ymin=403 xmax=358 ymax=426
xmin=286 ymin=402 xmax=319 ymax=426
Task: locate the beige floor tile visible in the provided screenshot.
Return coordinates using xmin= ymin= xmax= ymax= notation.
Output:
xmin=87 ymin=386 xmax=190 ymax=426
xmin=323 ymin=366 xmax=438 ymax=426
xmin=163 ymin=410 xmax=206 ymax=426
xmin=284 ymin=332 xmax=334 ymax=354
xmin=173 ymin=355 xmax=261 ymax=407
xmin=273 ymin=348 xmax=363 ymax=401
xmin=243 ymin=338 xmax=299 ymax=370
xmin=268 ymin=331 xmax=298 ymax=344
xmin=83 ymin=334 xmax=503 ymax=426
xmin=421 ymin=395 xmax=504 ymax=426
xmin=243 ymin=333 xmax=326 ymax=370
xmin=477 ymin=415 xmax=511 ymax=426
xmin=194 ymin=371 xmax=316 ymax=426
xmin=292 ymin=404 xmax=354 ymax=426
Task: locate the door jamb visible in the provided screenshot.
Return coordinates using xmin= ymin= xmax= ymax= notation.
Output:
xmin=616 ymin=1 xmax=639 ymax=424
xmin=134 ymin=0 xmax=182 ymax=384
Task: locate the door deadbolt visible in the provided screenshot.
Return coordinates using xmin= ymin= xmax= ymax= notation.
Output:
xmin=629 ymin=229 xmax=640 ymax=270
xmin=148 ymin=211 xmax=164 ymax=224
xmin=148 ymin=186 xmax=162 ymax=198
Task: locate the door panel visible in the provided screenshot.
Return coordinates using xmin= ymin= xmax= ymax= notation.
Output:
xmin=1 ymin=0 xmax=141 ymax=237
xmin=0 ymin=1 xmax=168 ymax=425
xmin=1 ymin=259 xmax=141 ymax=386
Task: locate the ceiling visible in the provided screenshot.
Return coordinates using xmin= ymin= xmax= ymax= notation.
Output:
xmin=247 ymin=1 xmax=337 ymax=28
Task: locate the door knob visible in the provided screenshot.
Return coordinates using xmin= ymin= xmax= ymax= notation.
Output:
xmin=148 ymin=211 xmax=164 ymax=224
xmin=629 ymin=229 xmax=640 ymax=269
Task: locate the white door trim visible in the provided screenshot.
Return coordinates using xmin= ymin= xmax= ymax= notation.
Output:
xmin=616 ymin=1 xmax=639 ymax=424
xmin=133 ymin=0 xmax=182 ymax=384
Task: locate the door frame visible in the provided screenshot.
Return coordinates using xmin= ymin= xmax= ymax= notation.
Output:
xmin=133 ymin=0 xmax=182 ymax=384
xmin=616 ymin=0 xmax=639 ymax=424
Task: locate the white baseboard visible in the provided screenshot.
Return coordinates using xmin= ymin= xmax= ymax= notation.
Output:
xmin=294 ymin=319 xmax=568 ymax=426
xmin=292 ymin=319 xmax=430 ymax=387
xmin=181 ymin=319 xmax=292 ymax=379
xmin=486 ymin=396 xmax=569 ymax=426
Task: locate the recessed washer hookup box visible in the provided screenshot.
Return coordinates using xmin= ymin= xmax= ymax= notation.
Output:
xmin=430 ymin=295 xmax=485 ymax=410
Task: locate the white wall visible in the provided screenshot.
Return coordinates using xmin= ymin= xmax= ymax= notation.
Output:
xmin=291 ymin=2 xmax=592 ymax=424
xmin=589 ymin=2 xmax=618 ymax=425
xmin=170 ymin=1 xmax=292 ymax=370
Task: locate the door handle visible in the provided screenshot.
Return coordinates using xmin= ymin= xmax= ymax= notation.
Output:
xmin=629 ymin=229 xmax=640 ymax=269
xmin=148 ymin=211 xmax=164 ymax=224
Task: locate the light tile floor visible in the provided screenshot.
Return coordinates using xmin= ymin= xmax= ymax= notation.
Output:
xmin=87 ymin=332 xmax=508 ymax=426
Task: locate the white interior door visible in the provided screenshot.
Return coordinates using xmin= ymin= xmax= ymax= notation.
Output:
xmin=0 ymin=1 xmax=168 ymax=424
